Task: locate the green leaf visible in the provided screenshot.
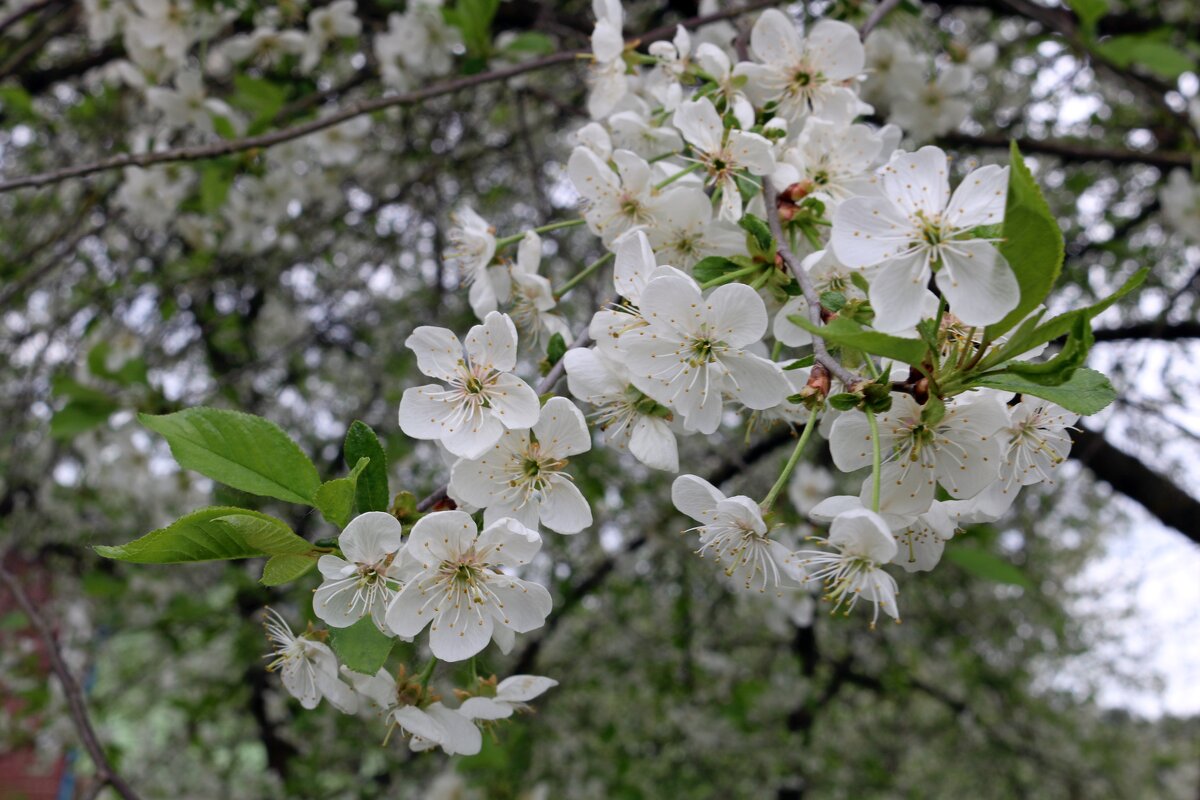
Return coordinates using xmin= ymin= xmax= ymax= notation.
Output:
xmin=693 ymin=256 xmax=740 ymax=285
xmin=200 ymin=163 xmax=234 ymax=213
xmin=945 ymin=547 xmax=1033 ymax=590
xmin=1068 ymin=0 xmax=1107 ymax=31
xmin=1096 ymin=33 xmax=1195 ymax=79
xmin=215 ymin=513 xmax=314 ymax=554
xmin=545 ymin=332 xmax=568 ymax=366
xmin=819 ymin=291 xmax=847 ymax=312
xmin=986 ymin=142 xmax=1064 ymax=338
xmin=330 ymin=616 xmax=395 ymax=674
xmin=140 ymin=408 xmax=321 ymax=505
xmin=50 ymin=397 xmax=118 ymax=439
xmin=993 ymin=268 xmax=1147 ymax=363
xmin=345 ymin=421 xmax=390 ymax=514
xmin=968 ymin=367 xmax=1116 ymax=416
xmin=95 ymin=507 xmax=305 ymax=563
xmin=1004 ymin=314 xmax=1092 ymax=385
xmin=314 ymin=457 xmax=370 ymax=529
xmin=229 ymin=75 xmax=286 ymax=124
xmin=738 ymin=214 xmax=774 ymax=254
xmin=789 ymin=314 xmax=929 ymax=366
xmin=501 ymin=31 xmax=555 ymax=56
xmin=445 ymin=0 xmax=500 ymax=58
xmin=261 ymin=554 xmax=318 ymax=586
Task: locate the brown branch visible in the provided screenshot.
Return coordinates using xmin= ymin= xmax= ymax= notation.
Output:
xmin=941 ymin=131 xmax=1192 ymax=170
xmin=1091 ymin=321 xmax=1200 ymax=342
xmin=0 ymin=0 xmax=62 ymax=37
xmin=1070 ymin=427 xmax=1200 ymax=545
xmin=0 ymin=0 xmax=782 ymax=194
xmin=0 ymin=560 xmax=142 ymax=800
xmin=860 ymin=0 xmax=905 ymax=38
xmin=763 ymin=177 xmax=862 ymax=390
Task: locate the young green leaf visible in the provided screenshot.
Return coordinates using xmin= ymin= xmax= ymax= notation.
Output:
xmin=140 ymin=407 xmax=321 ymax=505
xmin=344 ymin=421 xmax=390 ymax=514
xmin=261 ymin=554 xmax=318 ymax=586
xmin=788 ymin=314 xmax=929 ymax=366
xmin=330 ymin=616 xmax=395 ymax=674
xmin=986 ymin=142 xmax=1064 ymax=338
xmin=969 ymin=367 xmax=1116 ymax=416
xmin=314 ymin=457 xmax=371 ymax=529
xmin=945 ymin=547 xmax=1034 ymax=589
xmin=95 ymin=507 xmax=308 ymax=563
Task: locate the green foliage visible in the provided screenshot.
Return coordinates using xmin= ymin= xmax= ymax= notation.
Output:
xmin=738 ymin=213 xmax=774 ymax=255
xmin=49 ymin=375 xmax=119 ymax=439
xmin=1096 ymin=33 xmax=1195 ymax=80
xmin=314 ymin=457 xmax=371 ymax=529
xmin=1068 ymin=0 xmax=1108 ymax=31
xmin=970 ymin=367 xmax=1116 ymax=415
xmin=95 ymin=507 xmax=312 ymax=563
xmin=140 ymin=408 xmax=321 ymax=505
xmin=445 ymin=0 xmax=500 ymax=66
xmin=945 ymin=547 xmax=1034 ymax=590
xmin=692 ymin=256 xmax=741 ymax=285
xmin=501 ymin=31 xmax=555 ymax=56
xmin=987 ymin=142 xmax=1064 ymax=338
xmin=545 ymin=332 xmax=568 ymax=366
xmin=344 ymin=421 xmax=390 ymax=514
xmin=330 ymin=617 xmax=395 ymax=674
xmin=261 ymin=554 xmax=318 ymax=586
xmin=228 ymin=75 xmax=286 ymax=132
xmin=788 ymin=314 xmax=929 ymax=366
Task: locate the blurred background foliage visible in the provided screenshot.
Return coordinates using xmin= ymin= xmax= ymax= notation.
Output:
xmin=1 ymin=0 xmax=1199 ymax=798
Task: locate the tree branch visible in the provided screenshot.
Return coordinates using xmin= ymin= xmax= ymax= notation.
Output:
xmin=0 ymin=559 xmax=142 ymax=800
xmin=0 ymin=0 xmax=782 ymax=194
xmin=941 ymin=131 xmax=1192 ymax=170
xmin=1091 ymin=321 xmax=1200 ymax=342
xmin=763 ymin=177 xmax=862 ymax=389
xmin=1070 ymin=427 xmax=1200 ymax=545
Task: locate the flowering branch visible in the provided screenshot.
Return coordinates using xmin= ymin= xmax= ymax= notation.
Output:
xmin=762 ymin=177 xmax=862 ymax=390
xmin=0 ymin=560 xmax=143 ymax=800
xmin=0 ymin=0 xmax=783 ymax=195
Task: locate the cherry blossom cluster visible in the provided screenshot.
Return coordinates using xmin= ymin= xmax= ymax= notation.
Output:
xmin=429 ymin=4 xmax=1080 ymax=633
xmin=79 ymin=0 xmax=1101 ymax=759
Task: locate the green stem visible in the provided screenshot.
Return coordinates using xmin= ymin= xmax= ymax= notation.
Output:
xmin=495 ymin=218 xmax=586 ymax=248
xmin=761 ymin=409 xmax=819 ymax=512
xmin=417 ymin=656 xmax=438 ymax=692
xmin=700 ymin=263 xmax=759 ymax=289
xmin=867 ymin=409 xmax=882 ymax=513
xmin=555 ymin=251 xmax=614 ymax=299
xmin=653 ymin=161 xmax=702 ymax=191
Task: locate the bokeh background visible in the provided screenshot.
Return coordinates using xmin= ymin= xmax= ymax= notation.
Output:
xmin=2 ymin=0 xmax=1199 ymax=798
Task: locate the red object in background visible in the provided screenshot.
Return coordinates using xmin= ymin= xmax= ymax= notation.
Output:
xmin=0 ymin=554 xmax=69 ymax=800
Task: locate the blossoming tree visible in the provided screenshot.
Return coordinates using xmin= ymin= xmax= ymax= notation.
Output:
xmin=2 ymin=0 xmax=1199 ymax=797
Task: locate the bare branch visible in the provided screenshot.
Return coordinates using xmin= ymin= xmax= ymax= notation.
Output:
xmin=941 ymin=131 xmax=1192 ymax=170
xmin=0 ymin=560 xmax=142 ymax=800
xmin=0 ymin=0 xmax=782 ymax=195
xmin=860 ymin=0 xmax=905 ymax=38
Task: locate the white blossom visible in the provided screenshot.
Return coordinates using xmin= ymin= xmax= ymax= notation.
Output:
xmin=672 ymin=474 xmax=808 ymax=593
xmin=832 ymin=146 xmax=1017 ymax=330
xmin=797 ymin=507 xmax=900 ymax=627
xmin=398 ymin=312 xmax=540 ymax=459
xmin=672 ymin=97 xmax=775 ymax=222
xmin=449 ymin=397 xmax=594 ymax=534
xmin=459 ymin=675 xmax=558 ymax=721
xmin=313 ymin=511 xmax=406 ymax=632
xmin=263 ymin=608 xmax=358 ymax=712
xmin=385 ymin=512 xmax=553 ymax=660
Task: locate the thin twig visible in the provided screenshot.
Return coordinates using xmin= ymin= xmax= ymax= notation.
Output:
xmin=860 ymin=0 xmax=904 ymax=37
xmin=0 ymin=560 xmax=142 ymax=800
xmin=763 ymin=178 xmax=862 ymax=389
xmin=0 ymin=0 xmax=782 ymax=195
xmin=0 ymin=0 xmax=61 ymax=37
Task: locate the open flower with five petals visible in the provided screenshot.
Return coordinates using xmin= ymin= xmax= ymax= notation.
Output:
xmin=449 ymin=398 xmax=594 ymax=534
xmin=385 ymin=512 xmax=553 ymax=661
xmin=399 ymin=312 xmax=540 ymax=459
xmin=313 ymin=512 xmax=407 ymax=633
